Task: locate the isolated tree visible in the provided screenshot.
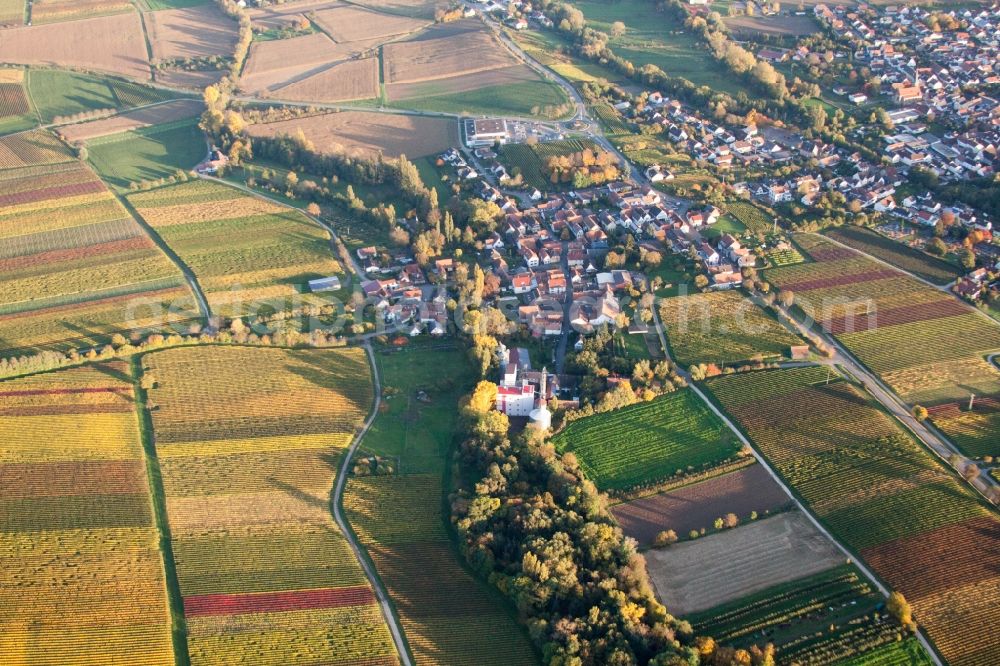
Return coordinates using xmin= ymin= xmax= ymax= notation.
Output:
xmin=778 ymin=290 xmax=795 ymax=308
xmin=926 ymin=238 xmax=947 ymax=256
xmin=912 ymin=405 xmax=928 ymax=422
xmin=724 ymin=513 xmax=739 ymax=528
xmin=958 ymin=248 xmax=976 ymax=270
xmin=654 ymin=530 xmax=678 ymax=547
xmin=887 ymin=591 xmax=913 ymax=628
xmin=306 ymin=202 xmax=321 ymax=216
xmin=610 ymin=21 xmax=626 ymax=37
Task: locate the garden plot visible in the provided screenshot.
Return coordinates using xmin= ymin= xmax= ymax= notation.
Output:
xmin=645 ymin=511 xmax=844 ymax=615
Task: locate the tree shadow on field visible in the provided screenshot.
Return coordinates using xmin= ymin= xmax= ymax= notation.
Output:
xmin=267 ymin=476 xmax=329 ymax=512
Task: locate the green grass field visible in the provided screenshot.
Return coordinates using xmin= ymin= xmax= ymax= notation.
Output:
xmin=573 ymin=0 xmax=752 ymax=97
xmin=390 ymin=79 xmax=570 ymax=120
xmin=88 ymin=121 xmax=205 ymax=190
xmin=28 ymin=70 xmax=119 ymax=123
xmin=344 ymin=343 xmax=538 ymax=665
xmin=552 ymin=389 xmax=736 ymax=491
xmin=362 ymin=343 xmax=472 ymax=473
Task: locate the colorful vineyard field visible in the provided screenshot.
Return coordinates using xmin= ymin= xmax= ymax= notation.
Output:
xmin=144 ymin=345 xmax=398 ymax=665
xmin=127 ymin=180 xmax=343 ymax=319
xmin=767 ymin=233 xmax=1000 ymax=458
xmin=0 ymin=159 xmax=197 ymax=355
xmin=706 ymin=366 xmax=1000 ymax=666
xmin=0 ymin=362 xmax=174 ymax=665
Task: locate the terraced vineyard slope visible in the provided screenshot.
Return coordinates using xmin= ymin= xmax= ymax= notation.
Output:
xmin=0 ymin=362 xmax=174 ymax=665
xmin=144 ymin=345 xmax=398 ymax=665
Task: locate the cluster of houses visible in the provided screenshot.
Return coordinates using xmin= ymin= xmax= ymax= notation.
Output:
xmin=624 ymin=94 xmax=802 ymax=170
xmin=354 ymin=246 xmax=453 ymax=336
xmin=813 ymin=3 xmax=999 ymax=182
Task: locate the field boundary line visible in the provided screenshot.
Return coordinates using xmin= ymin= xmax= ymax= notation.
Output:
xmin=113 ymin=189 xmax=212 ymax=322
xmin=331 ymin=342 xmax=415 ymax=666
xmin=131 ymin=355 xmax=191 ymax=666
xmin=134 ymin=3 xmax=157 ymax=82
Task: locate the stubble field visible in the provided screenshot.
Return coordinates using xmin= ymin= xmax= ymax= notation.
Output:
xmin=0 ymin=13 xmax=150 ymax=80
xmin=58 ymin=99 xmax=203 ymax=142
xmin=246 ymin=111 xmax=457 ymax=159
xmin=144 ymin=4 xmax=237 ymax=61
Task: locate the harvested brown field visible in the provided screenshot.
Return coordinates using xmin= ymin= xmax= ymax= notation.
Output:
xmin=246 ymin=110 xmax=457 ymax=158
xmin=0 ymin=13 xmax=150 ymax=80
xmin=155 ymin=68 xmax=222 ymax=89
xmin=247 ymin=0 xmax=339 ymax=31
xmin=386 ymin=63 xmax=538 ymax=101
xmin=58 ymin=99 xmax=203 ymax=142
xmin=724 ymin=14 xmax=819 ymax=37
xmin=645 ymin=511 xmax=845 ymax=615
xmin=271 ymin=58 xmax=378 ymax=103
xmin=612 ymin=465 xmax=792 ymax=548
xmin=30 ymin=0 xmax=133 ymax=24
xmin=144 ymin=5 xmax=237 ymax=62
xmin=382 ymin=20 xmax=516 ymax=84
xmin=348 ymin=0 xmax=441 ymax=19
xmin=240 ymin=32 xmax=372 ymax=93
xmin=311 ymin=5 xmax=427 ymax=42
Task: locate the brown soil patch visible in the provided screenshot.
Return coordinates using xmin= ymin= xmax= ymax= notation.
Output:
xmin=271 ymin=58 xmax=378 ymax=103
xmin=645 ymin=511 xmax=844 ymax=615
xmin=246 ymin=110 xmax=457 ymax=159
xmin=724 ymin=14 xmax=819 ymax=37
xmin=58 ymin=99 xmax=203 ymax=142
xmin=247 ymin=0 xmax=340 ymax=31
xmin=382 ymin=19 xmax=516 ymax=84
xmin=156 ymin=68 xmax=223 ymax=90
xmin=612 ymin=465 xmax=791 ymax=547
xmin=145 ymin=4 xmax=238 ymax=62
xmin=241 ymin=32 xmax=374 ymax=93
xmin=0 ymin=13 xmax=150 ymax=80
xmin=348 ymin=0 xmax=442 ymax=19
xmin=386 ymin=63 xmax=539 ymax=101
xmin=31 ymin=0 xmax=133 ymax=25
xmin=311 ymin=5 xmax=427 ymax=43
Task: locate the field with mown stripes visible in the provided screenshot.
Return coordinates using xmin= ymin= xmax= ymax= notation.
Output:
xmin=552 ymin=389 xmax=736 ymax=491
xmin=0 ymin=362 xmax=174 ymax=665
xmin=658 ymin=290 xmax=804 ymax=366
xmin=128 ymin=180 xmax=343 ymax=319
xmin=706 ymin=366 xmax=1000 ymax=666
xmin=767 ymin=234 xmax=1000 ymax=458
xmin=0 ymin=160 xmax=197 ymax=354
xmin=144 ymin=345 xmax=398 ymax=665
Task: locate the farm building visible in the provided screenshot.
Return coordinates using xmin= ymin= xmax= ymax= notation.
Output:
xmin=464 ymin=118 xmax=511 ymax=147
